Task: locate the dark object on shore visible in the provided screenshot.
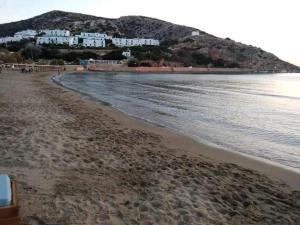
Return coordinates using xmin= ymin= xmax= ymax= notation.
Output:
xmin=21 ymin=68 xmax=33 ymax=73
xmin=0 ymin=176 xmax=20 ymax=225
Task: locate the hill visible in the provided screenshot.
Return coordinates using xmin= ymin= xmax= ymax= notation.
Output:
xmin=0 ymin=10 xmax=298 ymax=71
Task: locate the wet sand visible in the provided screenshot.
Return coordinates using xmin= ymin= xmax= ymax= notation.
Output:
xmin=0 ymin=70 xmax=300 ymax=225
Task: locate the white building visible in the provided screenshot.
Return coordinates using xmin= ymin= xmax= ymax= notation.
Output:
xmin=15 ymin=30 xmax=37 ymax=39
xmin=79 ymin=32 xmax=112 ymax=39
xmin=36 ymin=29 xmax=74 ymax=46
xmin=122 ymin=49 xmax=131 ymax=58
xmin=191 ymin=31 xmax=200 ymax=36
xmin=0 ymin=36 xmax=20 ymax=44
xmin=82 ymin=38 xmax=105 ymax=48
xmin=37 ymin=36 xmax=74 ymax=46
xmin=73 ymin=32 xmax=109 ymax=48
xmin=0 ymin=29 xmax=38 ymax=44
xmin=40 ymin=29 xmax=70 ymax=37
xmin=0 ymin=29 xmax=160 ymax=49
xmin=112 ymin=38 xmax=159 ymax=47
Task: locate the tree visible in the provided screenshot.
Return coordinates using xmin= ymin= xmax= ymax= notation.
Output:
xmin=23 ymin=44 xmax=41 ymax=60
xmin=102 ymin=50 xmax=126 ymax=60
xmin=50 ymin=59 xmax=64 ymax=65
xmin=127 ymin=58 xmax=140 ymax=67
xmin=12 ymin=52 xmax=23 ymax=63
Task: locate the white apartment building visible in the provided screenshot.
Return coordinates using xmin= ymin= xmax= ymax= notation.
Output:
xmin=37 ymin=36 xmax=74 ymax=46
xmin=40 ymin=29 xmax=70 ymax=37
xmin=79 ymin=32 xmax=112 ymax=39
xmin=15 ymin=30 xmax=37 ymax=38
xmin=0 ymin=29 xmax=159 ymax=49
xmin=82 ymin=38 xmax=105 ymax=48
xmin=0 ymin=29 xmax=38 ymax=44
xmin=72 ymin=32 xmax=110 ymax=48
xmin=112 ymin=38 xmax=159 ymax=47
xmin=0 ymin=37 xmax=10 ymax=44
xmin=141 ymin=39 xmax=160 ymax=46
xmin=36 ymin=29 xmax=74 ymax=46
xmin=0 ymin=36 xmax=20 ymax=44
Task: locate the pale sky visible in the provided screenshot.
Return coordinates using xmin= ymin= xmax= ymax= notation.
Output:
xmin=0 ymin=0 xmax=299 ymax=66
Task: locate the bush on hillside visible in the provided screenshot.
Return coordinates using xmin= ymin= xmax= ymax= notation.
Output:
xmin=0 ymin=39 xmax=35 ymax=52
xmin=127 ymin=58 xmax=140 ymax=67
xmin=102 ymin=50 xmax=126 ymax=60
xmin=61 ymin=51 xmax=101 ymax=63
xmin=40 ymin=47 xmax=60 ymax=59
xmin=50 ymin=59 xmax=64 ymax=65
xmin=22 ymin=44 xmax=41 ymax=60
xmin=129 ymin=46 xmax=171 ymax=62
xmin=140 ymin=61 xmax=153 ymax=67
xmin=191 ymin=53 xmax=211 ymax=65
xmin=0 ymin=51 xmax=23 ymax=63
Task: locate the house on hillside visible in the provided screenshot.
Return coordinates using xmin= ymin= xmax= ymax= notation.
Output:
xmin=191 ymin=31 xmax=200 ymax=36
xmin=122 ymin=49 xmax=131 ymax=58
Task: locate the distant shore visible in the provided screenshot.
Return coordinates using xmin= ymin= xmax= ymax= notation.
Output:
xmin=0 ymin=69 xmax=300 ymax=224
xmin=87 ymin=64 xmax=298 ymax=74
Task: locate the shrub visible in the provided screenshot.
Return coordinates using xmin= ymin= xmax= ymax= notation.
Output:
xmin=160 ymin=39 xmax=178 ymax=47
xmin=191 ymin=53 xmax=211 ymax=65
xmin=127 ymin=58 xmax=140 ymax=67
xmin=23 ymin=44 xmax=41 ymax=60
xmin=61 ymin=51 xmax=101 ymax=63
xmin=129 ymin=46 xmax=171 ymax=62
xmin=140 ymin=61 xmax=153 ymax=67
xmin=40 ymin=47 xmax=60 ymax=59
xmin=102 ymin=50 xmax=126 ymax=60
xmin=50 ymin=59 xmax=64 ymax=65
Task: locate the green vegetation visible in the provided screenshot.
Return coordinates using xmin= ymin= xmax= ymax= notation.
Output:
xmin=23 ymin=44 xmax=41 ymax=60
xmin=0 ymin=39 xmax=35 ymax=52
xmin=59 ymin=51 xmax=100 ymax=63
xmin=102 ymin=50 xmax=126 ymax=60
xmin=50 ymin=59 xmax=64 ymax=65
xmin=0 ymin=48 xmax=23 ymax=63
xmin=129 ymin=46 xmax=172 ymax=62
xmin=160 ymin=39 xmax=178 ymax=47
xmin=174 ymin=49 xmax=241 ymax=68
xmin=127 ymin=58 xmax=140 ymax=67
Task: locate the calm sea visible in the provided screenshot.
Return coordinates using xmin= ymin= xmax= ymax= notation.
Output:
xmin=54 ymin=73 xmax=300 ymax=170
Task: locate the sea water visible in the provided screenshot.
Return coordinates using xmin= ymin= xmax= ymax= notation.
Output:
xmin=54 ymin=73 xmax=300 ymax=170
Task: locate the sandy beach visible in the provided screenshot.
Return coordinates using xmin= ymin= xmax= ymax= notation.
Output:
xmin=0 ymin=70 xmax=300 ymax=225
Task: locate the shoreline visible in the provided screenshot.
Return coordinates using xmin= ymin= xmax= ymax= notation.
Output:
xmin=87 ymin=64 xmax=299 ymax=74
xmin=1 ymin=70 xmax=299 ymax=224
xmin=52 ymin=72 xmax=300 ymax=190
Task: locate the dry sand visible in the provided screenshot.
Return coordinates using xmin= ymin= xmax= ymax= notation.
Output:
xmin=0 ymin=70 xmax=300 ymax=225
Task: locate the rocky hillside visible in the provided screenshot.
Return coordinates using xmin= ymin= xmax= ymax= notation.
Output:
xmin=0 ymin=10 xmax=298 ymax=71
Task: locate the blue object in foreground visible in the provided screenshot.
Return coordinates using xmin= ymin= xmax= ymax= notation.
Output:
xmin=0 ymin=174 xmax=12 ymax=207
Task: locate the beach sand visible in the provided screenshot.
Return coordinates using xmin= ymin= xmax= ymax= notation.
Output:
xmin=0 ymin=70 xmax=299 ymax=225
